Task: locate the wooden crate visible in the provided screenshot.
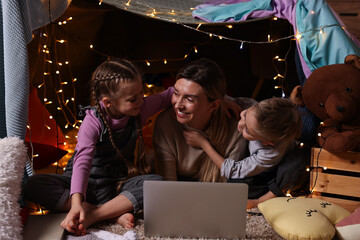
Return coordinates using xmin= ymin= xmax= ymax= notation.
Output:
xmin=310 ymin=147 xmax=360 ymax=213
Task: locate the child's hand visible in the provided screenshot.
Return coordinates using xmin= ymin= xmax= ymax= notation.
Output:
xmin=223 ymin=97 xmax=242 ymax=120
xmin=183 ymin=130 xmax=207 ymax=148
xmin=61 ymin=196 xmax=86 ymax=236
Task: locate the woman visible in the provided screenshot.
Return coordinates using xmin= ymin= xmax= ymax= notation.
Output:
xmin=152 ymin=58 xmax=256 ymax=182
xmin=152 ymin=58 xmax=309 ymax=208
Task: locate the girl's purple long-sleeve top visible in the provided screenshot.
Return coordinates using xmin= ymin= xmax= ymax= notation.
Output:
xmin=70 ymin=87 xmax=173 ymax=198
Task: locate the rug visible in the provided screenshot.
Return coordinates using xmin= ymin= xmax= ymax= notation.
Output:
xmin=65 ymin=208 xmax=283 ymax=240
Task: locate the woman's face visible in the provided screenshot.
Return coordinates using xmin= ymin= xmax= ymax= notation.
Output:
xmin=172 ymin=78 xmax=215 ymax=130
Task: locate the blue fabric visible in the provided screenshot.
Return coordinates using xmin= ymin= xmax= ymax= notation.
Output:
xmin=296 ymin=0 xmax=360 ymax=72
xmin=193 ymin=0 xmax=272 ymax=22
xmin=0 ymin=1 xmax=6 ymax=138
xmin=193 ymin=0 xmax=360 ymax=78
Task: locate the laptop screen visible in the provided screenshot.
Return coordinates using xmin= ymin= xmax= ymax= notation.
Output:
xmin=144 ymin=181 xmax=248 ymax=239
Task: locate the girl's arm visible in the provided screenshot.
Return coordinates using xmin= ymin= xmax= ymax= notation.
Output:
xmin=60 ymin=193 xmax=86 ymax=236
xmin=183 ymin=130 xmax=225 ymax=170
xmin=70 ymin=111 xmax=101 ymax=198
xmin=140 ymin=87 xmax=174 ymax=124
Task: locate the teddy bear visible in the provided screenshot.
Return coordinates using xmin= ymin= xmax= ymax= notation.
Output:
xmin=291 ymin=54 xmax=360 ymax=152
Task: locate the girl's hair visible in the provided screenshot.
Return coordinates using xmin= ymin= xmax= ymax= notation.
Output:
xmin=89 ymin=58 xmax=150 ymax=179
xmin=176 ymin=58 xmax=229 ymax=182
xmin=252 ymin=97 xmax=302 ymax=143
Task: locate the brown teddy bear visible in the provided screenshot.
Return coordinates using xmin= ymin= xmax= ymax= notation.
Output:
xmin=291 ymin=54 xmax=360 ymax=152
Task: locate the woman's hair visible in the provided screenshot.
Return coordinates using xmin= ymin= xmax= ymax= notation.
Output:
xmin=89 ymin=58 xmax=150 ymax=179
xmin=252 ymin=97 xmax=302 ymax=143
xmin=176 ymin=58 xmax=229 ymax=182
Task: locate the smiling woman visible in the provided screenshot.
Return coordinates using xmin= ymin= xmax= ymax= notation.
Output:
xmin=153 ymin=58 xmax=256 ymax=182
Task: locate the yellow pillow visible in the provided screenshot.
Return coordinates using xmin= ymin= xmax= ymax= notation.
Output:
xmin=258 ymin=197 xmax=350 ymax=240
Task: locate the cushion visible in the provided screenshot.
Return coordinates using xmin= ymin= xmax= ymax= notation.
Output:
xmin=26 ymin=142 xmax=68 ymax=170
xmin=335 ymin=207 xmax=360 ymax=240
xmin=258 ymin=197 xmax=351 ymax=240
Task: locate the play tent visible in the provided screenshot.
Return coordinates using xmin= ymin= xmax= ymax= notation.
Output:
xmin=1 ymin=0 xmax=359 ymax=156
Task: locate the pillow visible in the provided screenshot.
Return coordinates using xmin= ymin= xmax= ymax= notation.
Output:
xmin=258 ymin=197 xmax=350 ymax=240
xmin=335 ymin=207 xmax=360 ymax=240
xmin=26 ymin=142 xmax=68 ymax=170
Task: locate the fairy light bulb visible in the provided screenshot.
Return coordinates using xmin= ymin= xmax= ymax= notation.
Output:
xmin=226 ymin=25 xmax=233 ymax=29
xmin=194 ymin=46 xmax=198 ymax=53
xmin=239 ymin=42 xmax=244 ymax=49
xmin=90 ymin=44 xmax=93 ymax=49
xmin=146 ymin=61 xmax=150 ymax=66
xmin=164 ymin=59 xmax=167 ymax=64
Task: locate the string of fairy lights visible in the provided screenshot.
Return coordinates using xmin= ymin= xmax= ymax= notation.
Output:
xmin=29 ymin=0 xmax=340 ymax=196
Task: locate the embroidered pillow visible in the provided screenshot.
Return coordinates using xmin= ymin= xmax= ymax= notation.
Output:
xmin=258 ymin=197 xmax=350 ymax=240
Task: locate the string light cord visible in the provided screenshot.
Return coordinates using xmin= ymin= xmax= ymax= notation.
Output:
xmin=307 ymin=124 xmax=360 ymax=198
xmin=180 ymin=23 xmax=342 ymax=44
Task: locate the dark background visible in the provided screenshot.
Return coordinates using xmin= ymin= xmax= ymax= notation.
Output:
xmin=27 ymin=0 xmax=301 ymax=133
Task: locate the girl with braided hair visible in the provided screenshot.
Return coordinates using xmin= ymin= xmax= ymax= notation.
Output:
xmin=23 ymin=58 xmax=174 ymax=235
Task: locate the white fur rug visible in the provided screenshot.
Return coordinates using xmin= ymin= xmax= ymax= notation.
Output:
xmin=0 ymin=137 xmax=28 ymax=240
xmin=66 ymin=209 xmax=283 ymax=240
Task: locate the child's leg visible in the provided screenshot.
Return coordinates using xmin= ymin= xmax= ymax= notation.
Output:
xmin=82 ymin=194 xmax=134 ymax=229
xmin=247 ymin=191 xmax=276 ymax=209
xmin=83 ymin=174 xmax=163 ymax=229
xmin=22 ymin=174 xmax=71 ymax=212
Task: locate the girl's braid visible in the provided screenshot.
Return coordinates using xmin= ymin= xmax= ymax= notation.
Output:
xmin=90 ymin=78 xmax=139 ymax=178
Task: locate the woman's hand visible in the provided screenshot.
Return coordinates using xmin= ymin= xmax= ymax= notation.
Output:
xmin=223 ymin=97 xmax=242 ymax=120
xmin=183 ymin=130 xmax=208 ymax=149
xmin=61 ymin=193 xmax=86 ymax=236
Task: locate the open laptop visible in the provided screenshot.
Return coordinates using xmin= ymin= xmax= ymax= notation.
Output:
xmin=144 ymin=181 xmax=248 ymax=239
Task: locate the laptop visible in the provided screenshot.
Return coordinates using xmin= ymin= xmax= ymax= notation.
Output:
xmin=144 ymin=181 xmax=248 ymax=239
